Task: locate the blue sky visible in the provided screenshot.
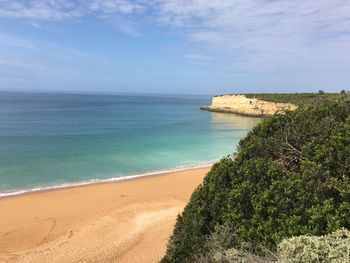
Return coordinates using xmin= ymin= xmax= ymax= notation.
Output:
xmin=0 ymin=0 xmax=349 ymax=95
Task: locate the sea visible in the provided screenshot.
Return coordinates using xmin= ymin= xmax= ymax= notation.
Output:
xmin=0 ymin=92 xmax=260 ymax=196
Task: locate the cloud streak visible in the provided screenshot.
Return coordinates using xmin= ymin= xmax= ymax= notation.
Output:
xmin=154 ymin=0 xmax=350 ymax=72
xmin=0 ymin=0 xmax=349 ymax=87
xmin=0 ymin=0 xmax=81 ymax=20
xmin=0 ymin=0 xmax=145 ymax=20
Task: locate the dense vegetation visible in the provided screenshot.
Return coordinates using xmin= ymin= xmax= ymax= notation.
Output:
xmin=161 ymin=97 xmax=350 ymax=262
xmin=278 ymin=228 xmax=350 ymax=262
xmin=198 ymin=228 xmax=350 ymax=262
xmin=244 ymin=92 xmax=348 ymax=106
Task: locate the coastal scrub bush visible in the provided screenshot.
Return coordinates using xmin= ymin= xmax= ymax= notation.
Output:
xmin=195 ymin=225 xmax=278 ymax=263
xmin=278 ymin=228 xmax=350 ymax=263
xmin=161 ymin=98 xmax=350 ymax=263
xmin=193 ymin=228 xmax=350 ymax=263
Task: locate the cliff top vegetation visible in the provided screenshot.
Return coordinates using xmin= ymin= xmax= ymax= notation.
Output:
xmin=244 ymin=92 xmax=348 ymax=106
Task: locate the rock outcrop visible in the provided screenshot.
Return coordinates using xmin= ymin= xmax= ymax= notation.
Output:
xmin=201 ymin=94 xmax=297 ymax=117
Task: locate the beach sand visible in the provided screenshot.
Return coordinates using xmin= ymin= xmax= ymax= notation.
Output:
xmin=0 ymin=166 xmax=210 ymax=263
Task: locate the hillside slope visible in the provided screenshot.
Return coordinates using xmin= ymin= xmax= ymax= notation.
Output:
xmin=162 ymin=98 xmax=350 ymax=262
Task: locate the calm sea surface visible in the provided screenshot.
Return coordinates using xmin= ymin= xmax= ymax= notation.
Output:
xmin=0 ymin=92 xmax=260 ymax=195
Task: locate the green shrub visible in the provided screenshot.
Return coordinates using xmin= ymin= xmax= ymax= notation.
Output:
xmin=161 ymin=98 xmax=350 ymax=263
xmin=244 ymin=93 xmax=345 ymax=106
xmin=196 ymin=225 xmax=278 ymax=263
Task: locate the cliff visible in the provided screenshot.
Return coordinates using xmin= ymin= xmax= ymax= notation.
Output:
xmin=201 ymin=94 xmax=297 ymax=117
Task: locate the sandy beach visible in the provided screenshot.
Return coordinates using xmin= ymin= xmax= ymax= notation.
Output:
xmin=0 ymin=166 xmax=210 ymax=263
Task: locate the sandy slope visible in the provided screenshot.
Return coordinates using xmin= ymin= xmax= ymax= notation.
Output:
xmin=0 ymin=166 xmax=210 ymax=263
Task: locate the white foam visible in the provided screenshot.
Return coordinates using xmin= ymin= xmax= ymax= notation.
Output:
xmin=0 ymin=161 xmax=216 ymax=198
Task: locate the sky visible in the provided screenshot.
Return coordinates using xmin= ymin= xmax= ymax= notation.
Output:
xmin=0 ymin=0 xmax=349 ymax=95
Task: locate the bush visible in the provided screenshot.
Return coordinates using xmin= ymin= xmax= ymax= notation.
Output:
xmin=195 ymin=225 xmax=278 ymax=263
xmin=161 ymin=98 xmax=350 ymax=263
xmin=193 ymin=228 xmax=350 ymax=263
xmin=278 ymin=228 xmax=350 ymax=263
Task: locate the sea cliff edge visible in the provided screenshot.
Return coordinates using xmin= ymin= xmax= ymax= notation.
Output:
xmin=201 ymin=94 xmax=297 ymax=117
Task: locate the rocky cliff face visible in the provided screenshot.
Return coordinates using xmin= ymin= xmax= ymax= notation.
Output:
xmin=201 ymin=94 xmax=297 ymax=117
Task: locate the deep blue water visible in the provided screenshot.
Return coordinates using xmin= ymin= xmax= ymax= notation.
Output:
xmin=0 ymin=92 xmax=260 ymax=195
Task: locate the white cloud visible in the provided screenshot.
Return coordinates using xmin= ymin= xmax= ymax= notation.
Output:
xmin=88 ymin=0 xmax=143 ymax=15
xmin=154 ymin=0 xmax=350 ymax=72
xmin=0 ymin=0 xmax=349 ymax=72
xmin=0 ymin=0 xmax=81 ymax=20
xmin=110 ymin=15 xmax=142 ymax=36
xmin=0 ymin=0 xmax=144 ymax=20
xmin=0 ymin=0 xmax=147 ymax=36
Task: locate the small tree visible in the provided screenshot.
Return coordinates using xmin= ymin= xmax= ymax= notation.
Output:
xmin=318 ymin=90 xmax=325 ymax=94
xmin=341 ymin=90 xmax=346 ymax=94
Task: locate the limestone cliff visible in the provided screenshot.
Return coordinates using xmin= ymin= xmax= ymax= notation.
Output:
xmin=201 ymin=94 xmax=297 ymax=117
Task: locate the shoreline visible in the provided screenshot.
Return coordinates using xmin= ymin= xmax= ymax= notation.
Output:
xmin=0 ymin=165 xmax=211 ymax=263
xmin=200 ymin=106 xmax=269 ymax=117
xmin=0 ymin=162 xmax=215 ymax=199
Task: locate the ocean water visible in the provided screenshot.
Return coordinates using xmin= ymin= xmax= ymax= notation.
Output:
xmin=0 ymin=92 xmax=260 ymax=196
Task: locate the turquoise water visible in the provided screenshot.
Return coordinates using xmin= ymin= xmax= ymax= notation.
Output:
xmin=0 ymin=92 xmax=260 ymax=195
